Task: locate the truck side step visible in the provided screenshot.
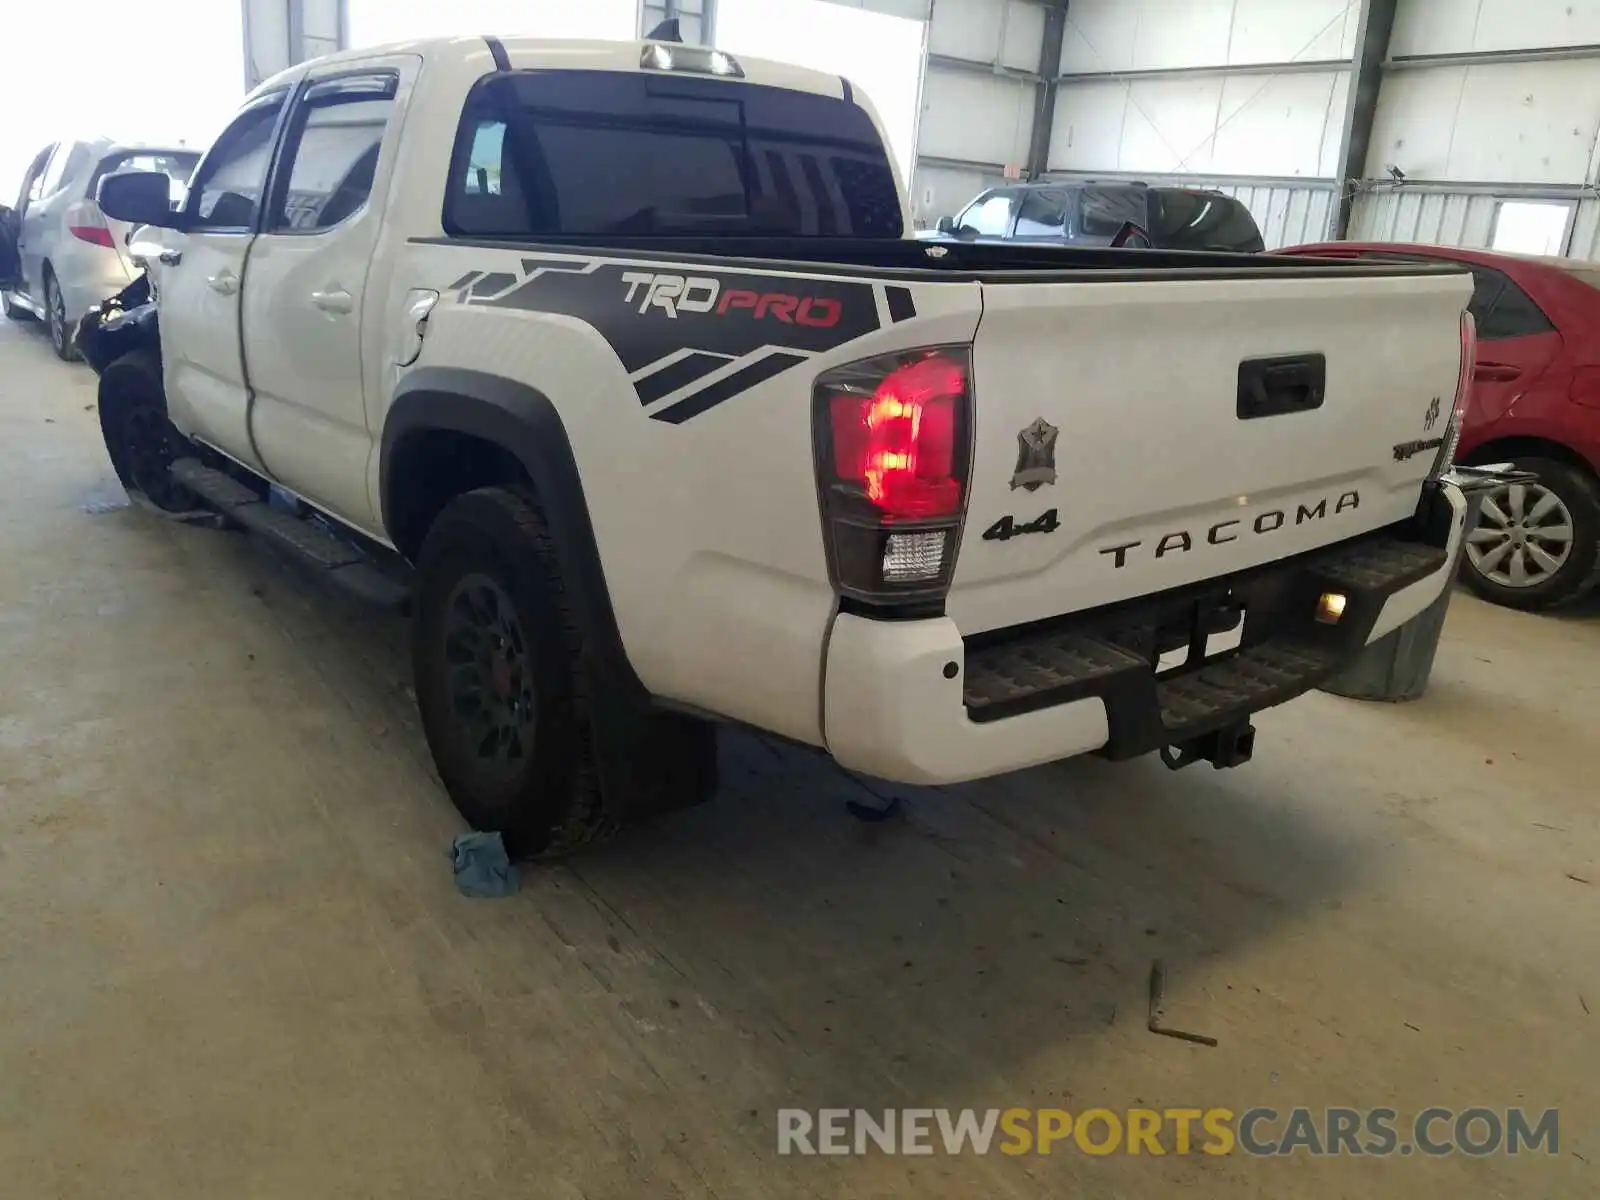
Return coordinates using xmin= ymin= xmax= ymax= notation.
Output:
xmin=172 ymin=458 xmax=410 ymax=611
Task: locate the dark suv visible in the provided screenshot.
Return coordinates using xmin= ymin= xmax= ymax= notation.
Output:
xmin=934 ymin=181 xmax=1266 ymax=252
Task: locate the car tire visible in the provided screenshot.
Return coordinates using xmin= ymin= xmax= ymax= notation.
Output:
xmin=97 ymin=350 xmax=201 ymax=515
xmin=1 ymin=289 xmax=34 ymax=322
xmin=412 ymin=485 xmax=614 ymax=860
xmin=1460 ymin=456 xmax=1600 ymax=611
xmin=44 ymin=267 xmax=81 ymax=362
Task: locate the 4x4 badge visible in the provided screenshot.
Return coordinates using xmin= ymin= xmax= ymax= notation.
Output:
xmin=1424 ymin=396 xmax=1441 ymax=431
xmin=1012 ymin=417 xmax=1059 ymax=492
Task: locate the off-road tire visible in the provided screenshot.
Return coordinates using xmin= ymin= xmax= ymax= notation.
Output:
xmin=412 ymin=485 xmax=614 ymax=860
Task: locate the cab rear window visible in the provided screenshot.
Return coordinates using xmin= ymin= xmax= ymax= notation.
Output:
xmin=444 ymin=70 xmax=902 ymax=240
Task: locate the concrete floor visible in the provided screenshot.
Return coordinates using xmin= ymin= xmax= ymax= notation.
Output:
xmin=0 ymin=315 xmax=1595 ymax=1199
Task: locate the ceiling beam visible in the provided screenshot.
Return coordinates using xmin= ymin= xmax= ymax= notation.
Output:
xmin=1386 ymin=43 xmax=1600 ymax=69
xmin=1056 ymin=58 xmax=1349 ymax=85
xmin=926 ymin=52 xmax=1040 ymax=84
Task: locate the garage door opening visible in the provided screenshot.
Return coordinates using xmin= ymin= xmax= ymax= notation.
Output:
xmin=1490 ymin=201 xmax=1573 ymax=258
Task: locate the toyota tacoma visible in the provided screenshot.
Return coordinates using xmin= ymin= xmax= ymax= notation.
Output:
xmin=83 ymin=31 xmax=1502 ymax=857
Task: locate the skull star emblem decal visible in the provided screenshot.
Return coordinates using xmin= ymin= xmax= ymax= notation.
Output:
xmin=1011 ymin=417 xmax=1059 ymax=492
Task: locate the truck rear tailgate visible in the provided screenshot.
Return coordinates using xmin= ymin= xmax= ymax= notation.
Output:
xmin=948 ymin=267 xmax=1472 ymax=635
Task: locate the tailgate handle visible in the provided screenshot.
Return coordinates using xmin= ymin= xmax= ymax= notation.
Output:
xmin=1237 ymin=354 xmax=1325 ymax=420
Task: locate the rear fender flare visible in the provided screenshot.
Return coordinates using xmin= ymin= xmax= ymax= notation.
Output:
xmin=381 ymin=367 xmax=643 ymax=701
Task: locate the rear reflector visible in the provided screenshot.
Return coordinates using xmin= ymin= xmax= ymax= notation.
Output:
xmin=814 ymin=347 xmax=973 ymax=605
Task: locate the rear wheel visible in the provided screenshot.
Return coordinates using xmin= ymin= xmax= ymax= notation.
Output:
xmin=412 ymin=486 xmax=613 ymax=859
xmin=45 ymin=268 xmax=80 ymax=361
xmin=1460 ymin=456 xmax=1600 ymax=611
xmin=98 ymin=351 xmax=199 ymax=514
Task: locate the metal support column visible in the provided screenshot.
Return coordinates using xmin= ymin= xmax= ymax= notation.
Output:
xmin=285 ymin=0 xmax=306 ymax=68
xmin=1026 ymin=2 xmax=1068 ymax=179
xmin=1331 ymin=0 xmax=1398 ymax=239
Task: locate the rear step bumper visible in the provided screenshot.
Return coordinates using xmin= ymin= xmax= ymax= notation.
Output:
xmin=823 ymin=480 xmax=1470 ymax=785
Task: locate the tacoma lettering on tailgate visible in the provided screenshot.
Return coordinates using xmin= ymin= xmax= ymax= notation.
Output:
xmin=1098 ymin=491 xmax=1361 ymax=569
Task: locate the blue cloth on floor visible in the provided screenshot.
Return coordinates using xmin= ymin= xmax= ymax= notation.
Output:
xmin=450 ymin=831 xmax=521 ymax=898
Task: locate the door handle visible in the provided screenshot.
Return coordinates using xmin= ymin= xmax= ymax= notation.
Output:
xmin=311 ymin=287 xmax=353 ymax=315
xmin=159 ymin=249 xmax=183 ymax=266
xmin=208 ymin=270 xmax=239 ymax=295
xmin=1474 ymin=362 xmax=1521 ymax=382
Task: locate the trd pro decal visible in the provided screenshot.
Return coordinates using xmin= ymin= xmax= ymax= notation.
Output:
xmin=451 ymin=255 xmax=887 ymax=422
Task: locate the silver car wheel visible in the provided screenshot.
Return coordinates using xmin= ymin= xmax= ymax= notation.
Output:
xmin=1465 ymin=482 xmax=1575 ymax=588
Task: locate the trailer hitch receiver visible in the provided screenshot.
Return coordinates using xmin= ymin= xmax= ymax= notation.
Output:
xmin=1160 ymin=721 xmax=1256 ymax=771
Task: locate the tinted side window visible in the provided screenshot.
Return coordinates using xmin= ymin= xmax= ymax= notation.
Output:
xmin=446 ymin=71 xmax=902 ymax=239
xmin=959 ymin=190 xmax=1017 ymax=237
xmin=1014 ymin=190 xmax=1067 ymax=237
xmin=188 ymin=96 xmax=287 ymax=230
xmin=1470 ymin=268 xmax=1555 ymax=340
xmin=269 ymin=77 xmax=396 ymax=231
xmin=1150 ymin=191 xmax=1264 ymax=252
xmin=1080 ymin=187 xmax=1143 ymax=237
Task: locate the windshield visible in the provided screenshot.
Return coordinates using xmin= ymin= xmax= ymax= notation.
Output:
xmin=446 ymin=70 xmax=903 ymax=240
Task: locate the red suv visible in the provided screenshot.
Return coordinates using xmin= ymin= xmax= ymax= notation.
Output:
xmin=1283 ymin=242 xmax=1600 ymax=611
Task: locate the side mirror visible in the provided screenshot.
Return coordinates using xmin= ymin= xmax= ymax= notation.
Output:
xmin=936 ymin=215 xmax=956 ymax=235
xmin=98 ymin=170 xmax=185 ymax=230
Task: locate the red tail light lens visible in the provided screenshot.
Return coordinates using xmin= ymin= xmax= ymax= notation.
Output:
xmin=814 ymin=347 xmax=973 ymax=606
xmin=828 ymin=355 xmax=964 ymax=519
xmin=1433 ymin=310 xmax=1475 ymax=478
xmin=66 ymin=200 xmax=116 ymax=248
xmin=70 ymin=225 xmax=116 ymax=248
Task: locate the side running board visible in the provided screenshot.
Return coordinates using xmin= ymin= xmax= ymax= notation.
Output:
xmin=171 ymin=458 xmax=410 ymax=611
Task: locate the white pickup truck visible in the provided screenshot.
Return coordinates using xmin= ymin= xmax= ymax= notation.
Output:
xmin=84 ymin=32 xmax=1495 ymax=857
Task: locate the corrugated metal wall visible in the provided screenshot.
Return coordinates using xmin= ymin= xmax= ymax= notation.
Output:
xmin=1349 ymin=191 xmax=1501 ymax=246
xmin=1351 ymin=0 xmax=1600 ymax=261
xmin=1212 ymin=181 xmax=1339 ymax=249
xmin=1350 ymin=190 xmax=1600 ymax=258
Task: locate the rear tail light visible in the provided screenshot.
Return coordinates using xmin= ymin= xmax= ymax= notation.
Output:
xmin=814 ymin=347 xmax=973 ymax=605
xmin=66 ymin=199 xmax=116 ymax=248
xmin=1432 ymin=310 xmax=1475 ymax=479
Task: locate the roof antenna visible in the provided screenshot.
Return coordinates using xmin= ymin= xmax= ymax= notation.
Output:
xmin=647 ymin=18 xmax=683 ymax=42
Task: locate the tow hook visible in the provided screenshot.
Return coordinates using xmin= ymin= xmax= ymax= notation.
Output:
xmin=1159 ymin=721 xmax=1257 ymax=771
